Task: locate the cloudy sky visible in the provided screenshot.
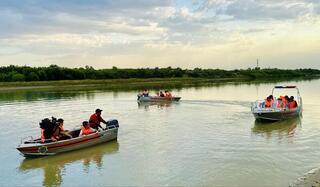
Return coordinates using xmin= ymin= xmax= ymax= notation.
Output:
xmin=0 ymin=0 xmax=319 ymax=69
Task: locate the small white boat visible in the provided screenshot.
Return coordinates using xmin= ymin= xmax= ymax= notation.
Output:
xmin=251 ymin=86 xmax=302 ymax=121
xmin=17 ymin=120 xmax=119 ymax=157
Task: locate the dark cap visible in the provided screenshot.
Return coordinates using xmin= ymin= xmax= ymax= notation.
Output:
xmin=95 ymin=109 xmax=103 ymax=113
xmin=57 ymin=118 xmax=64 ymax=123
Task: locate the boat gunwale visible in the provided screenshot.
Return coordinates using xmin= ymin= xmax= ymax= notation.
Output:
xmin=17 ymin=127 xmax=118 ymax=149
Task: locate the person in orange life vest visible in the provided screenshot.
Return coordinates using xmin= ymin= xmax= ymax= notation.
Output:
xmin=41 ymin=129 xmax=46 ymax=143
xmin=57 ymin=118 xmax=72 ymax=139
xmin=89 ymin=109 xmax=108 ymax=130
xmin=289 ymin=96 xmax=298 ymax=109
xmin=41 ymin=118 xmax=62 ymax=143
xmin=51 ymin=118 xmax=72 ymax=141
xmin=264 ymin=96 xmax=272 ymax=108
xmin=268 ymin=95 xmax=274 ymax=102
xmin=80 ymin=121 xmax=96 ymax=136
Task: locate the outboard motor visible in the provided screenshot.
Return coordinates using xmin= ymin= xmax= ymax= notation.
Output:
xmin=106 ymin=119 xmax=119 ymax=129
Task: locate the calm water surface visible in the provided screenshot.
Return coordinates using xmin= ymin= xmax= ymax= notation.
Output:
xmin=0 ymin=80 xmax=320 ymax=187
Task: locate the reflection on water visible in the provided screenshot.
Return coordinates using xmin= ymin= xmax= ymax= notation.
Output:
xmin=1 ymin=77 xmax=317 ymax=103
xmin=19 ymin=141 xmax=119 ymax=187
xmin=0 ymin=89 xmax=96 ymax=103
xmin=252 ymin=117 xmax=301 ymax=139
xmin=137 ymin=101 xmax=179 ymax=110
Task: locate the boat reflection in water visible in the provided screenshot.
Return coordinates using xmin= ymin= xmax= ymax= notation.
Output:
xmin=137 ymin=100 xmax=179 ymax=110
xmin=252 ymin=117 xmax=301 ymax=140
xmin=19 ymin=140 xmax=119 ymax=187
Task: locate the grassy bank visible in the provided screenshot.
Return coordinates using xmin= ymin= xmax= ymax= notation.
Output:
xmin=0 ymin=77 xmax=248 ymax=90
xmin=0 ymin=75 xmax=319 ymax=92
xmin=1 ymin=65 xmax=320 ymax=91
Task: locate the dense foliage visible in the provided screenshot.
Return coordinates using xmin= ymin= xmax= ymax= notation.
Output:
xmin=0 ymin=65 xmax=319 ymax=82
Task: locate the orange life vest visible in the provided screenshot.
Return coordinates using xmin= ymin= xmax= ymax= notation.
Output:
xmin=265 ymin=99 xmax=271 ymax=108
xmin=41 ymin=129 xmax=45 ymax=142
xmin=282 ymin=98 xmax=288 ymax=107
xmin=81 ymin=126 xmax=93 ymax=135
xmin=289 ymin=101 xmax=296 ymax=109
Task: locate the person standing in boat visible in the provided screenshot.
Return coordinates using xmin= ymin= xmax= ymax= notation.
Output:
xmin=89 ymin=109 xmax=108 ymax=130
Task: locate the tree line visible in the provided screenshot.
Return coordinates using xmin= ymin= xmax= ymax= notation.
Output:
xmin=0 ymin=65 xmax=319 ymax=82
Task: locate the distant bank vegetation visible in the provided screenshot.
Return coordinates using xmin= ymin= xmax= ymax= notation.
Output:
xmin=0 ymin=65 xmax=319 ymax=82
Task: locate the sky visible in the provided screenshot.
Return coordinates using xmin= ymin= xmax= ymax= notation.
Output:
xmin=0 ymin=0 xmax=319 ymax=69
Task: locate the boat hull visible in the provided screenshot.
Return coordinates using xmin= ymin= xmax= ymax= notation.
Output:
xmin=137 ymin=96 xmax=181 ymax=102
xmin=252 ymin=108 xmax=301 ymax=121
xmin=17 ymin=128 xmax=118 ymax=156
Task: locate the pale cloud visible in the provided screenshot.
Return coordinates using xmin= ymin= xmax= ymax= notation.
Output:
xmin=0 ymin=0 xmax=319 ymax=69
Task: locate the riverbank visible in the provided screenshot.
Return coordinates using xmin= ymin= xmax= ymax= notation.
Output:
xmin=0 ymin=76 xmax=319 ymax=91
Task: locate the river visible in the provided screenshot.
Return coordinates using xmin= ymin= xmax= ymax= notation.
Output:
xmin=0 ymin=79 xmax=319 ymax=186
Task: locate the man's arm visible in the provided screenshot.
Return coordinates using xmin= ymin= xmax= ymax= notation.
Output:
xmin=99 ymin=116 xmax=108 ymax=129
xmin=99 ymin=116 xmax=107 ymax=124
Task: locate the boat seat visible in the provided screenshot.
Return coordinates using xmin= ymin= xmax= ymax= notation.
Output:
xmin=70 ymin=129 xmax=81 ymax=138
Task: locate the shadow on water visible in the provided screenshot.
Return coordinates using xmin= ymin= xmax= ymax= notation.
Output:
xmin=19 ymin=141 xmax=119 ymax=187
xmin=251 ymin=117 xmax=302 ymax=139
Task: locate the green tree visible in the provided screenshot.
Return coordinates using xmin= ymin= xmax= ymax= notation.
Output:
xmin=26 ymin=72 xmax=40 ymax=81
xmin=11 ymin=73 xmax=25 ymax=81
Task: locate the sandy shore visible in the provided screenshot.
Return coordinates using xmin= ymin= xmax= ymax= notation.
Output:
xmin=290 ymin=167 xmax=320 ymax=187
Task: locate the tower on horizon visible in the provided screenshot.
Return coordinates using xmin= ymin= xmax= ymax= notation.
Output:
xmin=255 ymin=59 xmax=260 ymax=70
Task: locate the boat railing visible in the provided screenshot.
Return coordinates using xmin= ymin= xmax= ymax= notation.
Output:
xmin=251 ymin=100 xmax=293 ymax=112
xmin=251 ymin=100 xmax=265 ymax=110
xmin=20 ymin=136 xmax=34 ymax=144
xmin=20 ymin=136 xmax=49 ymax=144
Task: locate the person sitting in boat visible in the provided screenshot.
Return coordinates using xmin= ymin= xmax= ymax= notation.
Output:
xmin=289 ymin=96 xmax=298 ymax=109
xmin=89 ymin=109 xmax=108 ymax=130
xmin=41 ymin=128 xmax=56 ymax=143
xmin=269 ymin=95 xmax=278 ymax=108
xmin=283 ymin=95 xmax=290 ymax=108
xmin=159 ymin=91 xmax=165 ymax=97
xmin=164 ymin=90 xmax=172 ymax=98
xmin=80 ymin=121 xmax=96 ymax=136
xmin=269 ymin=95 xmax=274 ymax=101
xmin=264 ymin=96 xmax=272 ymax=108
xmin=142 ymin=89 xmax=149 ymax=97
xmin=51 ymin=118 xmax=72 ymax=141
xmin=276 ymin=97 xmax=283 ymax=108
